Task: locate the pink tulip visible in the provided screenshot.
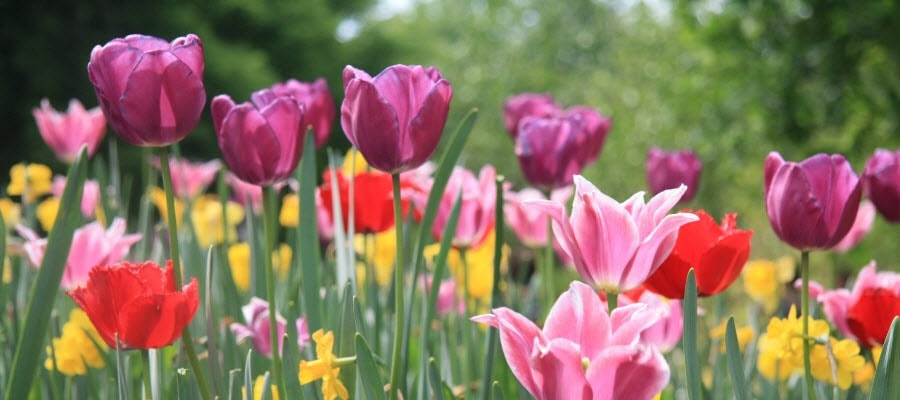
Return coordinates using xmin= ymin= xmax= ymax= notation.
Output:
xmin=472 ymin=281 xmax=670 ymax=400
xmin=863 ymin=148 xmax=900 ymax=223
xmin=764 ymin=152 xmax=862 ymax=251
xmin=87 ymin=34 xmax=205 ymax=147
xmin=527 ymin=175 xmax=698 ymax=293
xmin=212 ymin=92 xmax=305 ymax=186
xmin=421 ymin=276 xmax=466 ymax=316
xmin=261 ymin=78 xmax=335 ymax=148
xmin=646 ymin=147 xmax=702 ymax=203
xmin=620 ymin=287 xmax=683 ymax=353
xmin=341 ymin=64 xmax=452 ymax=173
xmin=815 ymin=262 xmax=900 ymax=346
xmin=832 ymin=200 xmax=875 ymax=253
xmin=32 ymin=98 xmax=106 ymax=163
xmin=51 ymin=176 xmax=101 ymax=219
xmin=504 ymin=186 xmax=573 ymax=247
xmin=502 ymin=93 xmax=559 ymax=137
xmin=432 ymin=165 xmax=497 ymax=249
xmin=151 ymin=157 xmax=221 ymax=199
xmin=225 ymin=172 xmax=264 ymax=212
xmin=230 ymin=297 xmax=310 ymax=358
xmin=17 ymin=218 xmax=142 ymax=289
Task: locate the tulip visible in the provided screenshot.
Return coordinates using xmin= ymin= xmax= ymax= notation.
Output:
xmin=152 ymin=157 xmax=221 ymax=199
xmin=87 ymin=34 xmax=205 ymax=147
xmin=51 ymin=176 xmax=102 ymax=219
xmin=515 ymin=107 xmax=611 ymax=189
xmin=502 ymin=93 xmax=559 ymax=137
xmin=815 ymin=262 xmax=900 ymax=347
xmin=230 ymin=297 xmax=310 ymax=358
xmin=319 ymin=169 xmax=395 ymax=234
xmin=212 ymin=92 xmax=304 ymax=186
xmin=68 ymin=260 xmax=198 ymax=350
xmin=646 ymin=147 xmax=702 ymax=202
xmin=528 ymin=175 xmax=698 ymax=294
xmin=620 ymin=287 xmax=683 ymax=353
xmin=643 ymin=210 xmax=752 ymax=298
xmin=32 ymin=98 xmax=106 ymax=163
xmin=341 ymin=64 xmax=452 ymax=173
xmin=261 ymin=78 xmax=335 ymax=148
xmin=832 ymin=200 xmax=875 ymax=253
xmin=472 ymin=281 xmax=670 ymax=400
xmin=504 ymin=186 xmax=573 ymax=248
xmin=225 ymin=172 xmax=264 ymax=212
xmin=764 ymin=152 xmax=862 ymax=251
xmin=863 ymin=148 xmax=900 ymax=223
xmin=18 ymin=218 xmax=142 ymax=290
xmin=432 ymin=165 xmax=497 ymax=249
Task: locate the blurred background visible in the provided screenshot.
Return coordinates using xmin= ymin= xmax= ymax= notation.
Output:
xmin=2 ymin=0 xmax=899 ymax=269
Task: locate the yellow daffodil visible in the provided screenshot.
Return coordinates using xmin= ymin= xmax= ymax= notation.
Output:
xmin=191 ymin=195 xmax=245 ymax=248
xmin=243 ymin=374 xmax=279 ymax=400
xmin=150 ymin=186 xmax=184 ymax=228
xmin=0 ymin=198 xmax=21 ymax=228
xmin=853 ymin=345 xmax=882 ymax=387
xmin=299 ymin=330 xmax=349 ymax=400
xmin=710 ymin=319 xmax=755 ymax=352
xmin=7 ymin=163 xmax=52 ymax=202
xmin=809 ymin=337 xmax=865 ymax=389
xmin=355 ymin=228 xmax=397 ymax=288
xmin=742 ymin=257 xmax=795 ymax=313
xmin=342 ymin=148 xmax=369 ymax=176
xmin=45 ymin=309 xmax=107 ymax=376
xmin=228 ymin=242 xmax=292 ymax=292
xmin=425 ymin=228 xmax=509 ymax=301
xmin=36 ymin=197 xmax=59 ymax=232
xmin=279 ymin=193 xmax=300 ymax=227
xmin=2 ymin=257 xmax=11 ymax=284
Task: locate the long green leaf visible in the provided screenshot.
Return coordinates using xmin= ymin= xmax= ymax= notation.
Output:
xmin=870 ymin=316 xmax=900 ymax=399
xmin=427 ymin=357 xmax=447 ymax=400
xmin=5 ymin=147 xmax=87 ymax=399
xmin=356 ymin=333 xmax=385 ymax=400
xmin=479 ymin=176 xmax=505 ymax=400
xmin=336 ymin=281 xmax=356 ymax=396
xmin=683 ymin=269 xmax=703 ymax=400
xmin=297 ymin=132 xmax=323 ymax=332
xmin=725 ymin=316 xmax=749 ymax=400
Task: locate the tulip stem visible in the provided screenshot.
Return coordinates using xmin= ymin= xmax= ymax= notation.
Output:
xmin=141 ymin=350 xmax=153 ymax=400
xmin=388 ymin=173 xmax=405 ymax=400
xmin=542 ymin=219 xmax=555 ymax=317
xmin=607 ymin=292 xmax=618 ymax=314
xmin=800 ymin=250 xmax=816 ymax=400
xmin=158 ymin=148 xmax=211 ymax=400
xmin=262 ymin=185 xmax=287 ymax=399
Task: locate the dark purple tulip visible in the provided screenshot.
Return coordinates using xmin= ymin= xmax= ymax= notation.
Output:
xmin=212 ymin=92 xmax=305 ymax=186
xmin=863 ymin=148 xmax=900 ymax=223
xmin=646 ymin=147 xmax=702 ymax=202
xmin=341 ymin=64 xmax=452 ymax=174
xmin=764 ymin=152 xmax=862 ymax=251
xmin=515 ymin=107 xmax=611 ymax=189
xmin=257 ymin=78 xmax=335 ymax=149
xmin=87 ymin=34 xmax=205 ymax=147
xmin=503 ymin=93 xmax=559 ymax=137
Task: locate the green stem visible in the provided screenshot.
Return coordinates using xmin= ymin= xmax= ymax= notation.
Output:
xmin=262 ymin=185 xmax=287 ymax=398
xmin=607 ymin=292 xmax=618 ymax=314
xmin=542 ymin=218 xmax=555 ymax=317
xmin=158 ymin=147 xmax=211 ymax=400
xmin=388 ymin=173 xmax=405 ymax=400
xmin=800 ymin=250 xmax=815 ymax=400
xmin=141 ymin=350 xmax=153 ymax=400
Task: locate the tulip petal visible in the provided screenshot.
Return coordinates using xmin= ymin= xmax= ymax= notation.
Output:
xmin=118 ymin=278 xmax=198 ymax=349
xmin=585 ymin=346 xmax=670 ymax=400
xmin=406 ymin=79 xmax=451 ymax=169
xmin=543 ymin=281 xmax=611 ymax=358
xmin=258 ymin=97 xmax=303 ymax=178
xmin=530 ymin=339 xmax=592 ymax=400
xmin=472 ymin=308 xmax=543 ymax=397
xmin=341 ymin=79 xmax=401 ymax=172
xmin=217 ymin=103 xmax=281 ymax=184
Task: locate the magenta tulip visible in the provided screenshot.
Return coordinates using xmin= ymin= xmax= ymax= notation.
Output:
xmin=502 ymin=93 xmax=559 ymax=137
xmin=473 ymin=281 xmax=670 ymax=400
xmin=646 ymin=147 xmax=702 ymax=202
xmin=431 ymin=165 xmax=497 ymax=249
xmin=515 ymin=107 xmax=611 ymax=189
xmin=504 ymin=186 xmax=573 ymax=247
xmin=832 ymin=200 xmax=875 ymax=253
xmin=764 ymin=152 xmax=862 ymax=251
xmin=87 ymin=34 xmax=205 ymax=147
xmin=32 ymin=98 xmax=106 ymax=163
xmin=212 ymin=92 xmax=304 ymax=186
xmin=260 ymin=78 xmax=335 ymax=148
xmin=341 ymin=64 xmax=452 ymax=173
xmin=863 ymin=148 xmax=900 ymax=223
xmin=527 ymin=175 xmax=698 ymax=293
xmin=230 ymin=297 xmax=310 ymax=358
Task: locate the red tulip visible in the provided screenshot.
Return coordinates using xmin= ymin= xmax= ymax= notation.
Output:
xmin=68 ymin=260 xmax=198 ymax=350
xmin=643 ymin=210 xmax=753 ymax=299
xmin=87 ymin=34 xmax=205 ymax=147
xmin=260 ymin=78 xmax=335 ymax=148
xmin=319 ymin=169 xmax=395 ymax=234
xmin=847 ymin=288 xmax=900 ymax=348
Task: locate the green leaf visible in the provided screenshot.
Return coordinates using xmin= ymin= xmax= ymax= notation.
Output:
xmin=356 ymin=333 xmax=385 ymax=400
xmin=282 ymin=299 xmax=305 ymax=400
xmin=725 ymin=316 xmax=749 ymax=400
xmin=336 ymin=281 xmax=356 ymax=396
xmin=491 ymin=381 xmax=504 ymax=400
xmin=870 ymin=316 xmax=900 ymax=399
xmin=683 ymin=269 xmax=703 ymax=400
xmin=204 ymin=247 xmax=223 ymax=397
xmin=244 ymin=350 xmax=253 ymax=400
xmin=5 ymin=147 xmax=87 ymax=400
xmin=479 ymin=176 xmax=505 ymax=400
xmin=297 ymin=131 xmax=323 ymax=332
xmin=427 ymin=357 xmax=447 ymax=400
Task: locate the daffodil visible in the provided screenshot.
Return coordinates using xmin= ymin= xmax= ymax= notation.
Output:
xmin=299 ymin=330 xmax=350 ymax=400
xmin=425 ymin=228 xmax=508 ymax=301
xmin=150 ymin=186 xmax=184 ymax=228
xmin=710 ymin=319 xmax=755 ymax=352
xmin=228 ymin=242 xmax=293 ymax=292
xmin=191 ymin=195 xmax=245 ymax=248
xmin=45 ymin=309 xmax=107 ymax=376
xmin=742 ymin=257 xmax=795 ymax=313
xmin=0 ymin=198 xmax=21 ymax=228
xmin=242 ymin=375 xmax=279 ymax=400
xmin=7 ymin=163 xmax=52 ymax=202
xmin=36 ymin=197 xmax=59 ymax=232
xmin=355 ymin=228 xmax=396 ymax=288
xmin=342 ymin=148 xmax=369 ymax=176
xmin=279 ymin=193 xmax=300 ymax=227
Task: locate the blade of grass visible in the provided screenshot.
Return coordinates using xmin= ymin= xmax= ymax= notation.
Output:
xmin=4 ymin=147 xmax=87 ymax=400
xmin=244 ymin=350 xmax=253 ymax=400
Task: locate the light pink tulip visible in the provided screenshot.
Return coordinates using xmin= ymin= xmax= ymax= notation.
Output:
xmin=620 ymin=288 xmax=683 ymax=353
xmin=51 ymin=176 xmax=101 ymax=219
xmin=832 ymin=200 xmax=875 ymax=253
xmin=527 ymin=175 xmax=698 ymax=293
xmin=17 ymin=218 xmax=142 ymax=289
xmin=814 ymin=262 xmax=900 ymax=342
xmin=152 ymin=156 xmax=221 ymax=199
xmin=32 ymin=98 xmax=106 ymax=163
xmin=472 ymin=281 xmax=670 ymax=400
xmin=230 ymin=297 xmax=310 ymax=358
xmin=504 ymin=186 xmax=573 ymax=247
xmin=432 ymin=165 xmax=497 ymax=249
xmin=225 ymin=172 xmax=264 ymax=212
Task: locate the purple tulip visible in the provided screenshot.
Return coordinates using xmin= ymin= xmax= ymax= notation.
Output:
xmin=32 ymin=98 xmax=106 ymax=163
xmin=646 ymin=148 xmax=702 ymax=202
xmin=230 ymin=297 xmax=310 ymax=358
xmin=257 ymin=78 xmax=335 ymax=149
xmin=341 ymin=64 xmax=452 ymax=173
xmin=863 ymin=148 xmax=900 ymax=223
xmin=515 ymin=107 xmax=611 ymax=189
xmin=212 ymin=92 xmax=305 ymax=186
xmin=764 ymin=152 xmax=862 ymax=251
xmin=87 ymin=34 xmax=205 ymax=147
xmin=502 ymin=93 xmax=559 ymax=137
